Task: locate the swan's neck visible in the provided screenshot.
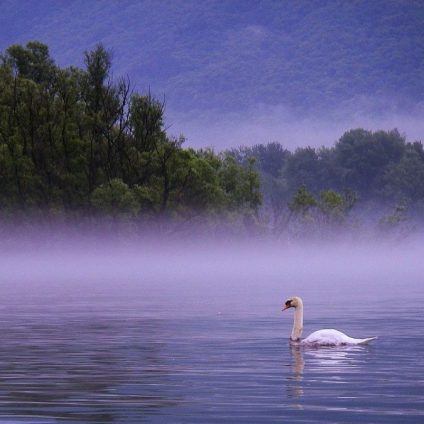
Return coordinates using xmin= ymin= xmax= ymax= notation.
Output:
xmin=291 ymin=304 xmax=303 ymax=341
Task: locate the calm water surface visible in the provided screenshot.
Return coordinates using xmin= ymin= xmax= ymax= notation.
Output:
xmin=0 ymin=246 xmax=423 ymax=423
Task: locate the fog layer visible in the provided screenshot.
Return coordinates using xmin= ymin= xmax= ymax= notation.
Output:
xmin=3 ymin=233 xmax=421 ymax=310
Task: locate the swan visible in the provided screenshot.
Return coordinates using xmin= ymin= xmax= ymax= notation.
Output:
xmin=282 ymin=296 xmax=377 ymax=346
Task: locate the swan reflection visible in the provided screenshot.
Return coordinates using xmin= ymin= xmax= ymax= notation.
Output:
xmin=286 ymin=344 xmax=304 ymax=407
xmin=286 ymin=344 xmax=369 ymax=409
xmin=304 ymin=345 xmax=367 ymax=373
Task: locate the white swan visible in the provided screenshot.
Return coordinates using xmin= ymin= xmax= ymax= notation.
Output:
xmin=282 ymin=296 xmax=377 ymax=346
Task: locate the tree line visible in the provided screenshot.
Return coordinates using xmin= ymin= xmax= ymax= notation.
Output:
xmin=229 ymin=129 xmax=424 ymax=238
xmin=1 ymin=42 xmax=423 ymax=238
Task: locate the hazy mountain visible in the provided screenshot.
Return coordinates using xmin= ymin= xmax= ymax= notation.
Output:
xmin=1 ymin=0 xmax=423 ymax=147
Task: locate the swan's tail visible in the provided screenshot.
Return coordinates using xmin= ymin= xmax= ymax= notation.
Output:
xmin=357 ymin=336 xmax=378 ymax=344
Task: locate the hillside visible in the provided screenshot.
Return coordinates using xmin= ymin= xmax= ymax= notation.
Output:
xmin=1 ymin=0 xmax=423 ymax=119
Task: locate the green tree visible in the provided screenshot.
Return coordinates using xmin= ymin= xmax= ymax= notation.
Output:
xmin=287 ymin=186 xmax=357 ymax=238
xmin=285 ymin=147 xmax=323 ymax=194
xmin=82 ymin=44 xmax=114 ymax=191
xmin=219 ymin=155 xmax=261 ymax=214
xmin=129 ymin=93 xmax=165 ymax=153
xmin=2 ymin=41 xmax=55 ymax=84
xmin=318 ymin=189 xmax=356 ymax=224
xmin=288 ymin=185 xmax=317 ymax=216
xmin=90 ymin=178 xmax=139 ymax=218
xmin=334 ymin=128 xmax=405 ymax=197
xmin=382 ymin=142 xmax=424 ymax=208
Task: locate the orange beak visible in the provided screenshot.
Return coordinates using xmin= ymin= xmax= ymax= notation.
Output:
xmin=282 ymin=304 xmax=291 ymax=311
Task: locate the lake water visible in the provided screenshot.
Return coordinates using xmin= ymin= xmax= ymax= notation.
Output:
xmin=0 ymin=241 xmax=423 ymax=423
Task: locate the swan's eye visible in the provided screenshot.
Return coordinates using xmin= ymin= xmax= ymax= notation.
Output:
xmin=285 ymin=300 xmax=292 ymax=307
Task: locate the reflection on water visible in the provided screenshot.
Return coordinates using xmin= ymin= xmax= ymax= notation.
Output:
xmin=287 ymin=344 xmax=370 ymax=410
xmin=305 ymin=344 xmax=369 ymax=372
xmin=287 ymin=344 xmax=304 ymax=404
xmin=0 ymin=305 xmax=181 ymax=423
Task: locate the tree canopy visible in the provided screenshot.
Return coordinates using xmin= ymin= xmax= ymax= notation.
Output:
xmin=0 ymin=42 xmax=261 ymax=231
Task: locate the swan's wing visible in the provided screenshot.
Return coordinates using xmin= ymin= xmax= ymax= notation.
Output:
xmin=302 ymin=329 xmax=347 ymax=346
xmin=302 ymin=329 xmax=377 ymax=346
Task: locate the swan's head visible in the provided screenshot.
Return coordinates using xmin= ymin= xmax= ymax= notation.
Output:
xmin=282 ymin=296 xmax=303 ymax=311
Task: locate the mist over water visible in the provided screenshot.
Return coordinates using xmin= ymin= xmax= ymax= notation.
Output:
xmin=3 ymin=230 xmax=422 ymax=291
xmin=0 ymin=230 xmax=423 ymax=422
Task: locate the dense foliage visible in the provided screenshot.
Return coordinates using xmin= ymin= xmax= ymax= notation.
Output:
xmin=0 ymin=42 xmax=261 ymax=228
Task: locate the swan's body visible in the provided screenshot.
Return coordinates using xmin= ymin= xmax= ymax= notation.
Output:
xmin=301 ymin=329 xmax=377 ymax=346
xmin=282 ymin=296 xmax=377 ymax=347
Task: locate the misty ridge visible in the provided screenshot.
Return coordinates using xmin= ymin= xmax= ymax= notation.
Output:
xmin=0 ymin=41 xmax=423 ymax=243
xmin=2 ymin=0 xmax=423 ymax=116
xmin=2 ymin=1 xmax=424 ymax=150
